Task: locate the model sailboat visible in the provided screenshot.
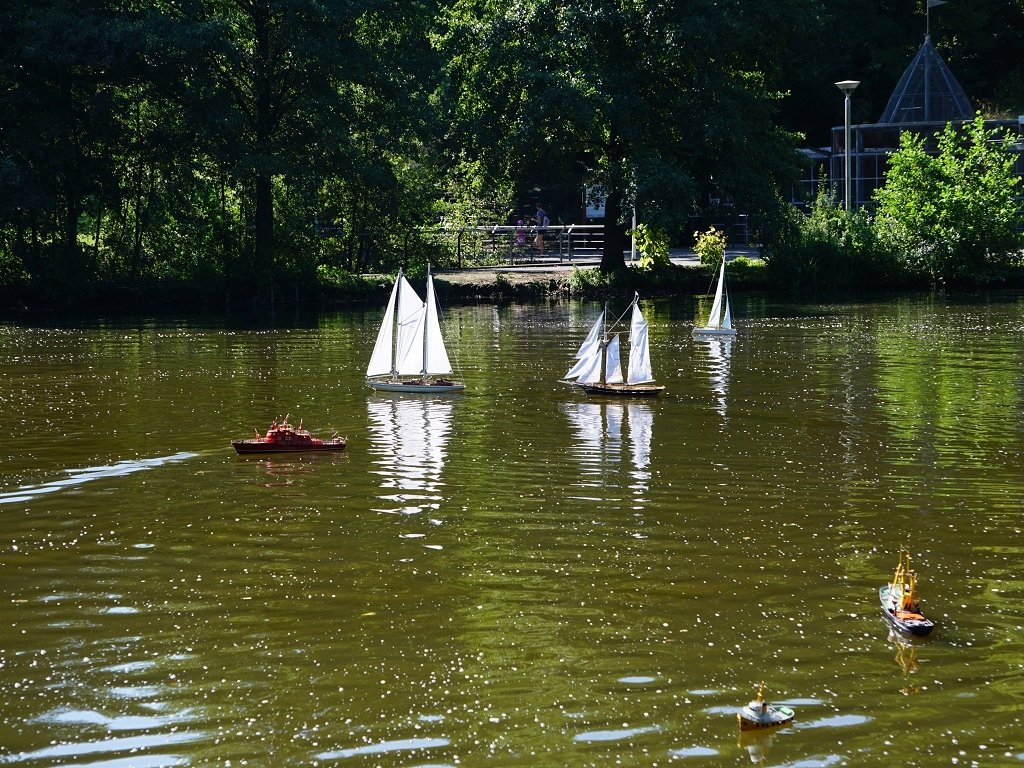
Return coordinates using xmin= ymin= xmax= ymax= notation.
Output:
xmin=561 ymin=294 xmax=664 ymax=396
xmin=366 ymin=265 xmax=465 ymax=393
xmin=693 ymin=257 xmax=737 ymax=337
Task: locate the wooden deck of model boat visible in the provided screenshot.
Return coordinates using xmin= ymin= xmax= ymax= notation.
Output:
xmin=576 ymin=382 xmax=664 ymax=396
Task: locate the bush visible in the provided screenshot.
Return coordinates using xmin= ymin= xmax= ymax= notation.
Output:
xmin=763 ymin=188 xmax=896 ymax=291
xmin=694 ymin=226 xmax=727 ymax=269
xmin=316 ymin=265 xmax=391 ymax=297
xmin=568 ymin=265 xmax=607 ymax=294
xmin=873 ymin=115 xmax=1023 ymax=283
xmin=632 ymin=224 xmax=671 ymax=270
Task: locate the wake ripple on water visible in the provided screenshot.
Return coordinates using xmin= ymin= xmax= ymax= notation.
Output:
xmin=0 ymin=452 xmax=197 ymax=505
xmin=0 ymin=732 xmax=205 ymax=763
xmin=316 ymin=737 xmax=451 ymax=759
xmin=573 ymin=725 xmax=660 ymax=743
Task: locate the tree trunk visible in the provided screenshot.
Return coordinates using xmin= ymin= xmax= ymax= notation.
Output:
xmin=601 ymin=186 xmax=626 ymax=273
xmin=30 ymin=211 xmax=40 ymax=276
xmin=65 ymin=192 xmax=82 ymax=283
xmin=252 ymin=3 xmax=275 ymax=284
xmin=255 ymin=173 xmax=274 ymax=277
xmin=131 ymin=164 xmax=147 ymax=278
xmin=93 ymin=193 xmax=103 ymax=272
xmin=14 ymin=209 xmax=26 ymax=273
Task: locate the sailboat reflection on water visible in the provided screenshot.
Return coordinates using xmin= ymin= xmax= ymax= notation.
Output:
xmin=562 ymin=401 xmax=654 ymax=504
xmin=703 ymin=336 xmax=733 ymax=417
xmin=366 ymin=397 xmax=453 ymax=516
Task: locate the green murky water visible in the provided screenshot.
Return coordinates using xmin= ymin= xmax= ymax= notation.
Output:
xmin=1 ymin=295 xmax=1023 ymax=767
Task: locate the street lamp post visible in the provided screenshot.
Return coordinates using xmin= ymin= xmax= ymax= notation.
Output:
xmin=835 ymin=80 xmax=861 ymax=212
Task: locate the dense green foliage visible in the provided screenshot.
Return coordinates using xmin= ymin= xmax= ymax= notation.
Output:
xmin=0 ymin=0 xmax=441 ymax=298
xmin=439 ymin=0 xmax=808 ymax=271
xmin=633 ymin=225 xmax=671 ymax=271
xmin=1 ymin=0 xmax=1022 ymax=302
xmin=768 ymin=117 xmax=1022 ymax=288
xmin=765 ymin=188 xmax=892 ymax=290
xmin=874 ymin=116 xmax=1022 ymax=283
xmin=693 ymin=227 xmax=728 ymax=270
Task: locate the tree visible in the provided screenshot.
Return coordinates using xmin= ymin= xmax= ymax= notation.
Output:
xmin=874 ymin=115 xmax=1022 ymax=282
xmin=440 ymin=0 xmax=807 ymax=272
xmin=147 ymin=0 xmax=437 ymax=283
xmin=0 ymin=0 xmax=126 ymax=289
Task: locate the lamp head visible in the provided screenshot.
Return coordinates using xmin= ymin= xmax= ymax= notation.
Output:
xmin=835 ymin=80 xmax=861 ymax=96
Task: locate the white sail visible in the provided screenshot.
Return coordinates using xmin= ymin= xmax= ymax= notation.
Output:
xmin=565 ymin=352 xmax=598 ymax=382
xmin=366 ymin=274 xmax=400 ymax=378
xmin=565 ymin=313 xmax=604 ymax=379
xmin=704 ymin=259 xmax=725 ymax=329
xmin=395 ymin=275 xmax=425 ymax=375
xmin=424 ymin=274 xmax=453 ymax=375
xmin=575 ymin=348 xmax=604 ymax=384
xmin=626 ymin=303 xmax=654 ymax=384
xmin=722 ymin=294 xmax=732 ymax=330
xmin=605 ymin=334 xmax=623 ymax=383
xmin=564 ymin=353 xmax=593 ymax=380
xmin=575 ymin=311 xmax=605 ymax=358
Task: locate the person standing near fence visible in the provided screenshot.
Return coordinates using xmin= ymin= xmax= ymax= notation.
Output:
xmin=534 ymin=203 xmax=549 ymax=256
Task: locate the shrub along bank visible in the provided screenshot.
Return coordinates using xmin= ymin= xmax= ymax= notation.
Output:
xmin=763 ymin=116 xmax=1023 ymax=291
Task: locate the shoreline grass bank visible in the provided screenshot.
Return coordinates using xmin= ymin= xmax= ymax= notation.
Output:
xmin=3 ymin=260 xmax=1024 ymax=316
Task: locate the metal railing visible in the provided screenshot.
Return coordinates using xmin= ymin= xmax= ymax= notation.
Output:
xmin=455 ymin=224 xmax=606 ymax=266
xmin=315 ymin=224 xmax=608 ymax=273
xmin=316 ymin=220 xmax=755 ymax=273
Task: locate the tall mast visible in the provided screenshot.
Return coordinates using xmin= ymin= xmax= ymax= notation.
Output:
xmin=422 ymin=264 xmax=431 ymax=380
xmin=601 ymin=301 xmax=608 ymax=384
xmin=392 ymin=268 xmax=402 ymax=379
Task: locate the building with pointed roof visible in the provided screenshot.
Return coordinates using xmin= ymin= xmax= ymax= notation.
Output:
xmin=796 ymin=37 xmax=1024 ymax=208
xmin=878 ymin=36 xmax=973 ymax=124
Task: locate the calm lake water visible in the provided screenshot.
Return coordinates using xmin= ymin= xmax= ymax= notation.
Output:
xmin=1 ymin=294 xmax=1023 ymax=767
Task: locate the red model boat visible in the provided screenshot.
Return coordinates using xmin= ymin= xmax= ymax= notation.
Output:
xmin=232 ymin=416 xmax=346 ymax=454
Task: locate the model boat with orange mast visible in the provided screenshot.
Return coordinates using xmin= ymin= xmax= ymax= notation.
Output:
xmin=232 ymin=416 xmax=346 ymax=454
xmin=880 ymin=547 xmax=934 ymax=637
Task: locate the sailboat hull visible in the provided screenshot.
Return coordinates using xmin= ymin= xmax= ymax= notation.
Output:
xmin=569 ymin=382 xmax=664 ymax=396
xmin=692 ymin=327 xmax=737 ymax=337
xmin=368 ymin=379 xmax=465 ymax=394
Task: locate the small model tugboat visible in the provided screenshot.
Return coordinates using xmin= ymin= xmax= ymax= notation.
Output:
xmin=232 ymin=416 xmax=346 ymax=454
xmin=737 ymin=683 xmax=794 ymax=731
xmin=880 ymin=547 xmax=934 ymax=637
